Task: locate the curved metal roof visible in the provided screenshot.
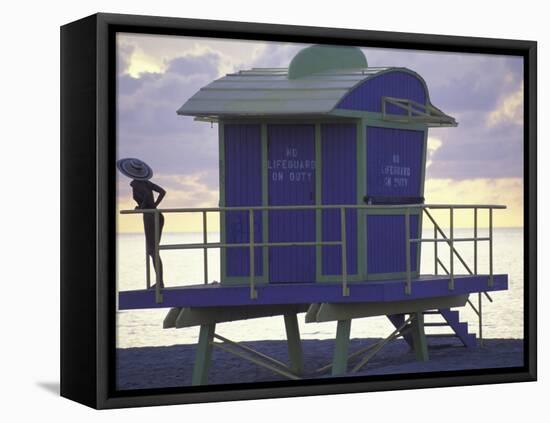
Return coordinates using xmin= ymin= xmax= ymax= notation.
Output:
xmin=177 ymin=66 xmax=401 ymax=117
xmin=176 ymin=66 xmax=456 ymax=127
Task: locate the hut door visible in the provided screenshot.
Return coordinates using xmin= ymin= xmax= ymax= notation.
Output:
xmin=267 ymin=124 xmax=316 ymax=283
xmin=365 ymin=126 xmax=424 ymax=275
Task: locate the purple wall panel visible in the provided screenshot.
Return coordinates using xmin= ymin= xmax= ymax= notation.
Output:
xmin=366 ymin=127 xmax=424 ymax=198
xmin=367 ymin=214 xmax=419 ymax=274
xmin=268 ymin=124 xmax=316 ymax=283
xmin=224 ymin=124 xmax=263 ymax=277
xmin=336 ymin=71 xmax=427 ymax=113
xmin=321 ymin=123 xmax=358 ymax=275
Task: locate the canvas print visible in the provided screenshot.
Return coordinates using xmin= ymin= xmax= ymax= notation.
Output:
xmin=115 ymin=33 xmax=524 ymax=391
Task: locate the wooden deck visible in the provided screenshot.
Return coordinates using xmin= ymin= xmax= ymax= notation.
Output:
xmin=118 ymin=274 xmax=507 ymax=310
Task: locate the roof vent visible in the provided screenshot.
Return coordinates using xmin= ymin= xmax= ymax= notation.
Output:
xmin=288 ymin=44 xmax=368 ymax=79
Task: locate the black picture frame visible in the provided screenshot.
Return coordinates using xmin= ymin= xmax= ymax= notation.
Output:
xmin=60 ymin=12 xmax=537 ymax=409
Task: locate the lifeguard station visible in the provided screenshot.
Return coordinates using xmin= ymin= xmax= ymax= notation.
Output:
xmin=119 ymin=45 xmax=507 ymax=385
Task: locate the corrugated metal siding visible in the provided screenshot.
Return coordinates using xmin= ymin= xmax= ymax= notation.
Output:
xmin=366 ymin=214 xmax=419 ymax=274
xmin=321 ymin=123 xmax=358 ymax=275
xmin=366 ymin=127 xmax=424 ymax=198
xmin=268 ymin=124 xmax=316 ymax=283
xmin=336 ymin=71 xmax=427 ymax=113
xmin=224 ymin=124 xmax=263 ymax=277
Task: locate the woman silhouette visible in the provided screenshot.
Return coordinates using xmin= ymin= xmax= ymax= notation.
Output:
xmin=117 ymin=158 xmax=166 ymax=289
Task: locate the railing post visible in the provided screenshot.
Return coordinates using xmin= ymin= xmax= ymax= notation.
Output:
xmin=405 ymin=208 xmax=411 ymax=295
xmin=203 ymin=210 xmax=208 ymax=285
xmin=145 ymin=247 xmax=151 ymax=289
xmin=478 ymin=291 xmax=483 ymax=346
xmin=474 ymin=207 xmax=478 ymax=275
xmin=249 ymin=209 xmax=257 ymax=299
xmin=433 ymin=217 xmax=438 ymax=275
xmin=489 ymin=207 xmax=494 ymax=288
xmin=449 ymin=207 xmax=454 ymax=290
xmin=340 ymin=207 xmax=349 ymax=297
xmin=474 ymin=207 xmax=482 ymax=346
xmin=154 ymin=211 xmax=163 ymax=304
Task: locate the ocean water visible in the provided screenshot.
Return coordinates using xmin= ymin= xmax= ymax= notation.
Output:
xmin=116 ymin=227 xmax=524 ymax=349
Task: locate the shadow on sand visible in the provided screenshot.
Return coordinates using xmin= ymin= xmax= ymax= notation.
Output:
xmin=116 ymin=337 xmax=523 ymax=390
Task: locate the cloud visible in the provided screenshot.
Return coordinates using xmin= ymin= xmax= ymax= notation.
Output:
xmin=425 ymin=177 xmax=523 ymax=228
xmin=165 ymin=53 xmax=223 ymax=79
xmin=116 ymin=49 xmax=226 ymax=190
xmin=426 ymin=136 xmax=442 ymax=168
xmin=117 ymin=43 xmax=134 ymax=75
xmin=117 ymin=172 xmax=219 ymax=209
xmin=487 ymin=81 xmax=524 ymax=127
xmin=427 ymin=109 xmax=523 ymax=179
xmin=116 ymin=33 xmax=525 ymax=222
xmin=153 ymin=174 xmax=219 ymax=208
xmin=362 ymin=48 xmax=523 ymax=112
xmin=116 ymin=36 xmax=307 ymax=196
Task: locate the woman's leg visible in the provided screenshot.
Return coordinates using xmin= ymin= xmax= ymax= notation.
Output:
xmin=144 ymin=214 xmax=164 ymax=287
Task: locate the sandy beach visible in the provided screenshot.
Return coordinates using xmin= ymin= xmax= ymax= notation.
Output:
xmin=116 ymin=337 xmax=523 ymax=390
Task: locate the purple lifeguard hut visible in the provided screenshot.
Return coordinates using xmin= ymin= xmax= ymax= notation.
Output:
xmin=119 ymin=45 xmax=507 ymax=385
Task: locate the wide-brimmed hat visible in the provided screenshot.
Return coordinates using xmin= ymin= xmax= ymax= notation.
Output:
xmin=116 ymin=158 xmax=153 ymax=180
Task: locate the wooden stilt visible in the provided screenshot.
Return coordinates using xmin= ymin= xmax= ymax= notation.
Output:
xmin=331 ymin=319 xmax=352 ymax=376
xmin=283 ymin=313 xmax=303 ymax=375
xmin=411 ymin=312 xmax=429 ymax=362
xmin=387 ymin=313 xmax=415 ymax=349
xmin=192 ymin=323 xmax=216 ymax=386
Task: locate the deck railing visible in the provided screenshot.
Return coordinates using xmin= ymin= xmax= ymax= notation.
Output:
xmin=417 ymin=206 xmax=503 ymax=345
xmin=120 ymin=203 xmax=505 ymax=316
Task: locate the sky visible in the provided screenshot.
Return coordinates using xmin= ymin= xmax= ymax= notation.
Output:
xmin=116 ymin=33 xmax=524 ymax=232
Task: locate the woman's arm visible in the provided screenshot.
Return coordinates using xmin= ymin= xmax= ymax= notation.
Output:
xmin=150 ymin=181 xmax=166 ymax=207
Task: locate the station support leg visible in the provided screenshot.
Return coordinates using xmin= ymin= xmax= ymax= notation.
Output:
xmin=331 ymin=319 xmax=352 ymax=376
xmin=192 ymin=322 xmax=216 ymax=386
xmin=284 ymin=313 xmax=304 ymax=375
xmin=387 ymin=314 xmax=415 ymax=350
xmin=411 ymin=312 xmax=429 ymax=362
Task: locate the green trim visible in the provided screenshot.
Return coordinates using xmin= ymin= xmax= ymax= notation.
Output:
xmin=365 ymin=271 xmax=420 ymax=281
xmin=309 ymin=295 xmax=467 ymax=322
xmin=191 ymin=323 xmax=216 ymax=385
xmin=219 ymin=121 xmax=226 ymax=283
xmin=420 ymin=129 xmax=428 ymax=196
xmin=364 ymin=122 xmax=369 ymax=279
xmin=283 ymin=313 xmax=304 ymax=375
xmin=332 ymin=319 xmax=352 ymax=376
xmin=261 ymin=123 xmax=269 ymax=283
xmin=315 ymin=123 xmax=323 ymax=281
xmin=317 ymin=274 xmax=363 ymax=283
xmin=416 ymin=216 xmax=423 ymax=275
xmin=316 ymin=120 xmax=362 ymax=282
xmin=220 ymin=122 xmax=268 ymax=286
xmin=417 ymin=129 xmax=428 ymax=274
xmin=220 ymin=117 xmax=356 ymax=125
xmin=359 ymin=118 xmax=367 ymax=278
xmin=411 ymin=312 xmax=429 ymax=362
xmin=363 ymin=208 xmax=422 ymax=216
xmin=331 ymin=109 xmax=428 ymax=131
xmin=222 ymin=275 xmax=268 ymax=286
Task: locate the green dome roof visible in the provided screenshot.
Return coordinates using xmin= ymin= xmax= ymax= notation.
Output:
xmin=288 ymin=44 xmax=368 ymax=79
